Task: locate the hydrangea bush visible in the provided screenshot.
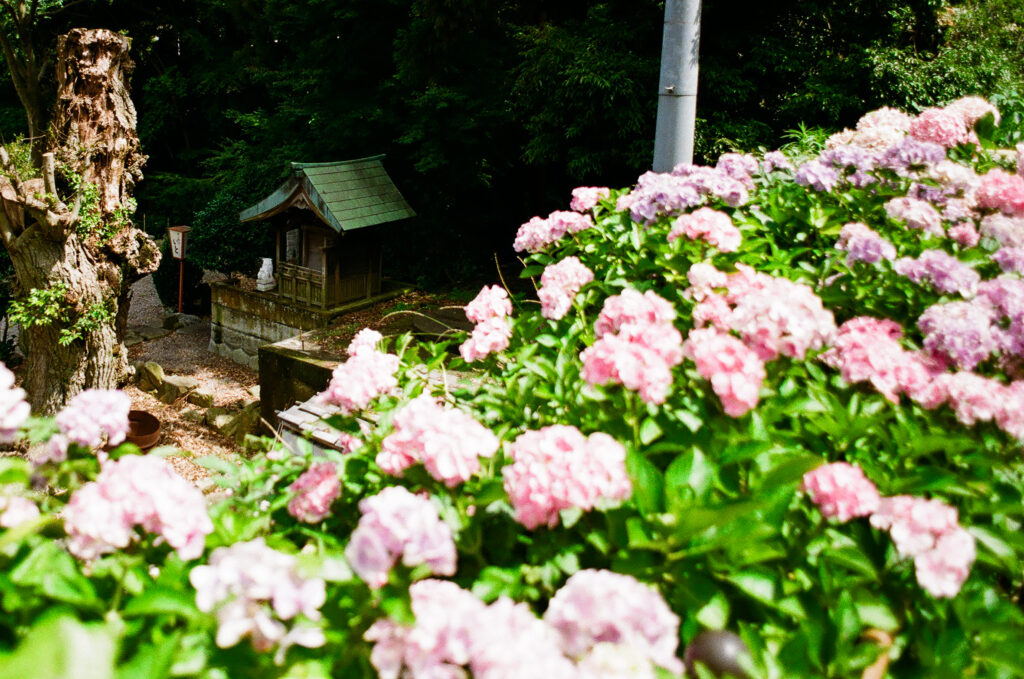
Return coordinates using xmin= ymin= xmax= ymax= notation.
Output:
xmin=2 ymin=97 xmax=1024 ymax=678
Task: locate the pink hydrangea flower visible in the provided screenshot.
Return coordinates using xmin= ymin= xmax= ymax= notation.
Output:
xmin=64 ymin=454 xmax=213 ymax=561
xmin=377 ymin=394 xmax=499 ymax=486
xmin=287 ymin=462 xmax=341 ymax=523
xmin=366 ymin=579 xmax=578 ymax=679
xmin=870 ymin=495 xmax=975 ymax=598
xmin=513 ymin=211 xmax=594 ymax=253
xmin=884 ymin=197 xmax=944 ymax=237
xmin=683 ymin=328 xmax=766 ymax=417
xmin=0 ymin=362 xmax=28 ymax=443
xmin=319 ymin=348 xmax=399 ymax=415
xmin=0 ymin=496 xmax=40 ymax=528
xmin=503 ymin=425 xmax=631 ymax=530
xmin=944 ymin=96 xmax=1000 ymax=126
xmin=594 ymin=289 xmax=676 ymax=337
xmin=544 ymin=569 xmax=683 ymax=674
xmin=344 ymin=486 xmax=456 ymax=589
xmin=726 ymin=277 xmax=836 ymax=361
xmin=836 ymin=222 xmax=896 ymax=265
xmin=820 ymin=317 xmax=940 ymax=404
xmin=190 ymin=538 xmax=326 ymax=653
xmin=762 ymin=150 xmax=794 ymax=173
xmin=570 ymin=186 xmax=611 ymax=212
xmin=538 ymin=257 xmax=594 ymax=320
xmin=894 ymin=250 xmax=980 ymax=297
xmin=909 ymin=107 xmax=975 ymax=148
xmin=32 ymin=433 xmax=69 ymax=465
xmin=994 ymin=247 xmax=1024 ymax=274
xmin=348 ymin=328 xmax=384 ymax=357
xmin=976 ymin=168 xmax=1024 ymax=215
xmin=802 ymin=462 xmax=881 ymax=522
xmin=685 ymin=262 xmax=729 ymax=301
xmin=56 ymin=389 xmax=131 ymax=449
xmin=979 ymin=213 xmax=1024 ymax=247
xmin=918 ymin=300 xmax=999 ymax=371
xmin=460 ymin=316 xmax=512 ymax=363
xmin=942 ymin=371 xmax=1004 ymax=426
xmin=947 ymin=221 xmax=980 ymax=248
xmin=857 ymin=107 xmax=914 ymax=134
xmin=668 ymin=207 xmax=741 ymax=252
xmin=465 ymin=285 xmax=512 ymax=323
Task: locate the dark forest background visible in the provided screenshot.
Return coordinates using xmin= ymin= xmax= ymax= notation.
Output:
xmin=1 ymin=0 xmax=1021 ymax=287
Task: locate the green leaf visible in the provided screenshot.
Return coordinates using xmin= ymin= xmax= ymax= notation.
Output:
xmin=665 ymin=448 xmax=714 ymax=501
xmin=10 ymin=542 xmax=100 ymax=609
xmin=626 ymin=449 xmax=663 ymax=514
xmin=639 ymin=417 xmax=663 ymax=446
xmin=115 ymin=631 xmax=182 ymax=679
xmin=0 ymin=457 xmax=31 ymax=484
xmin=725 ymin=570 xmax=777 ymax=606
xmin=122 ymin=587 xmax=199 ymax=620
xmin=193 ymin=455 xmax=238 ymax=478
xmin=695 ymin=590 xmax=730 ymax=629
xmin=0 ymin=612 xmax=115 ymax=679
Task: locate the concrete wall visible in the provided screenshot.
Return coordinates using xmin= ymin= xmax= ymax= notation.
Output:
xmin=258 ymin=334 xmax=341 ymax=426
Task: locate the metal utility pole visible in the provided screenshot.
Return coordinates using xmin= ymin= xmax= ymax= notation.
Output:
xmin=653 ymin=0 xmax=702 ymax=172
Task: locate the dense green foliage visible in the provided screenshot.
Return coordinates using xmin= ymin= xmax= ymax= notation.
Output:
xmin=0 ymin=0 xmax=1019 ymax=282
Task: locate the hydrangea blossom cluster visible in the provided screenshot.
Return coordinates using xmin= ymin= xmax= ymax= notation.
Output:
xmin=514 ymin=210 xmax=594 ymax=253
xmin=884 ymin=197 xmax=944 ymax=237
xmin=715 ymin=153 xmax=759 ymax=187
xmin=689 ymin=264 xmax=836 ymax=362
xmin=190 ymin=538 xmax=326 ymax=656
xmin=377 ymin=394 xmax=499 ymax=486
xmin=994 ymin=247 xmax=1024 ymax=274
xmin=55 ymin=388 xmax=131 ymax=450
xmin=894 ymin=250 xmax=980 ymax=297
xmin=623 ymin=166 xmax=748 ymax=225
xmin=64 ymin=454 xmax=213 ymax=560
xmin=286 ymin=462 xmax=341 ymax=523
xmin=366 ymin=571 xmax=682 ymax=679
xmin=683 ymin=328 xmax=765 ymax=417
xmin=827 ymin=106 xmax=912 ymax=150
xmin=668 ymin=207 xmax=742 ymax=252
xmin=544 ymin=569 xmax=683 ymax=674
xmin=570 ymin=186 xmax=611 ymax=213
xmin=975 ymin=168 xmax=1024 ymax=215
xmin=835 ymin=222 xmax=896 ymax=265
xmin=319 ymin=330 xmax=399 ymax=414
xmin=979 ymin=213 xmax=1024 ymax=247
xmin=461 ymin=285 xmax=513 ymax=363
xmin=761 ymin=150 xmax=793 ymax=173
xmin=366 ymin=579 xmax=578 ymax=679
xmin=820 ymin=316 xmax=1024 ymax=439
xmin=802 ymin=462 xmax=976 ymax=598
xmin=0 ymin=495 xmax=39 ymax=528
xmin=802 ymin=462 xmax=881 ymax=521
xmin=503 ymin=425 xmax=631 ymax=529
xmin=878 ymin=138 xmax=946 ymax=174
xmin=908 ymin=107 xmax=977 ymax=148
xmin=918 ymin=300 xmax=1001 ymax=370
xmin=794 ymin=160 xmax=841 ymax=192
xmin=538 ymin=257 xmax=594 ymax=320
xmin=580 ymin=289 xmax=683 ymax=404
xmin=871 ymin=496 xmax=976 ymax=598
xmin=0 ymin=362 xmax=29 ymax=443
xmin=344 ymin=486 xmax=456 ymax=588
xmin=820 ymin=317 xmax=938 ymax=405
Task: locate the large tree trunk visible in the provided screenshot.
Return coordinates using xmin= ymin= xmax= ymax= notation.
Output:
xmin=0 ymin=29 xmax=159 ymax=413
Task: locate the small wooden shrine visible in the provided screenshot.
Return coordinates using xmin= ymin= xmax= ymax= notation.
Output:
xmin=239 ymin=155 xmax=415 ymax=308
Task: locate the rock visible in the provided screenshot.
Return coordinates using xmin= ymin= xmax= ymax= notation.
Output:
xmin=136 ymin=361 xmax=165 ymax=392
xmin=163 ymin=313 xmax=202 ymax=330
xmin=137 ymin=325 xmax=172 ymax=341
xmin=158 ymin=374 xmax=200 ymax=404
xmin=181 ymin=408 xmax=203 ymax=423
xmin=187 ymin=390 xmax=214 ymax=408
xmin=124 ymin=331 xmax=144 ymax=347
xmin=246 ymin=385 xmax=261 ymax=400
xmin=206 ymin=403 xmax=262 ymax=444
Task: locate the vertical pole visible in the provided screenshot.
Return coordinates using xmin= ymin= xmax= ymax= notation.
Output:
xmin=653 ymin=0 xmax=702 ymax=172
xmin=177 ymin=258 xmax=184 ymax=314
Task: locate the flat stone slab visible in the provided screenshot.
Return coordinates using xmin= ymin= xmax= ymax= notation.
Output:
xmin=136 ymin=325 xmax=172 ymax=341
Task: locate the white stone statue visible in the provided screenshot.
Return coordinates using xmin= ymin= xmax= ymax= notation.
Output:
xmin=256 ymin=257 xmax=276 ymax=291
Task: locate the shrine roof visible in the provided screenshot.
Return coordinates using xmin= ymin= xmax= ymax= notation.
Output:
xmin=239 ymin=155 xmax=415 ymax=232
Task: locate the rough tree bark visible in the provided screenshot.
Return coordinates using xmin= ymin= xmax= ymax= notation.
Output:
xmin=0 ymin=28 xmax=159 ymax=413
